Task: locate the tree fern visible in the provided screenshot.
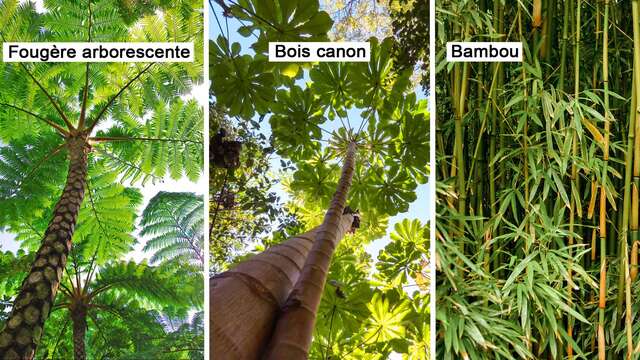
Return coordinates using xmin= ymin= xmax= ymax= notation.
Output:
xmin=140 ymin=192 xmax=204 ymax=266
xmin=0 ymin=0 xmax=204 ymax=355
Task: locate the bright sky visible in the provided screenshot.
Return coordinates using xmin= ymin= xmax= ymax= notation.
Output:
xmin=1 ymin=1 xmax=207 ymax=263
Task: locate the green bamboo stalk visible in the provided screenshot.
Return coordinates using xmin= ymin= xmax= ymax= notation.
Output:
xmin=558 ymin=0 xmax=570 ymax=92
xmin=623 ymin=240 xmax=634 ymax=360
xmin=617 ymin=67 xmax=636 ymax=313
xmin=632 ymin=0 xmax=640 ymax=286
xmin=568 ymin=1 xmax=582 ymax=357
xmin=597 ymin=3 xmax=611 ymax=358
xmin=455 ymin=62 xmax=468 ymax=231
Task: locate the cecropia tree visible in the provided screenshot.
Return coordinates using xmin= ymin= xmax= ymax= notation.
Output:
xmin=0 ymin=0 xmax=203 ymax=357
xmin=210 ymin=1 xmax=428 ymax=358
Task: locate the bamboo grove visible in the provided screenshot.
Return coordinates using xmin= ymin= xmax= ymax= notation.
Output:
xmin=436 ymin=0 xmax=640 ymax=359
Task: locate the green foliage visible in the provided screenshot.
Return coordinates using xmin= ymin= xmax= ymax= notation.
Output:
xmin=309 ymin=219 xmax=429 ymax=359
xmin=0 ymin=135 xmax=67 ymax=226
xmin=209 ymin=103 xmax=295 ymax=273
xmin=230 ymin=0 xmax=333 ymax=53
xmin=376 ymin=219 xmax=428 ymax=288
xmin=140 ymin=192 xmax=204 ymax=266
xmin=74 ymin=164 xmax=143 ymax=260
xmin=436 ymin=1 xmax=640 ymax=359
xmin=0 ymin=0 xmax=204 ymax=356
xmin=210 ymin=0 xmax=429 ymax=357
xmin=210 ymin=40 xmax=275 ymax=118
xmin=33 ymin=241 xmax=203 ymax=358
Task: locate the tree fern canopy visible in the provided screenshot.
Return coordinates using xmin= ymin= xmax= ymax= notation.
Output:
xmin=0 ymin=0 xmax=204 ymax=357
xmin=140 ymin=191 xmax=204 ymax=267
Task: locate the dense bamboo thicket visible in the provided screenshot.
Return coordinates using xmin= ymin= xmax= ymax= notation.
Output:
xmin=436 ymin=1 xmax=640 ymax=359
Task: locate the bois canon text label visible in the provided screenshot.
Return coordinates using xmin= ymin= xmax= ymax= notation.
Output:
xmin=268 ymin=42 xmax=370 ymax=62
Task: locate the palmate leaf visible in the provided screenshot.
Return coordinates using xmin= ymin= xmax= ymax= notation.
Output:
xmin=140 ymin=191 xmax=204 ymax=266
xmin=394 ymin=112 xmax=429 ymax=182
xmin=270 ymin=85 xmax=325 ymax=158
xmin=230 ymin=0 xmax=333 ymax=53
xmin=317 ymin=249 xmax=374 ymax=331
xmin=309 ymin=62 xmax=354 ymax=118
xmin=376 ymin=219 xmax=428 ymax=288
xmin=349 ymin=37 xmax=398 ymax=108
xmin=290 ymin=161 xmax=339 ymax=207
xmin=366 ymin=292 xmax=411 ymax=342
xmin=369 ymin=165 xmax=417 ymax=216
xmin=210 ymin=39 xmax=275 ymax=119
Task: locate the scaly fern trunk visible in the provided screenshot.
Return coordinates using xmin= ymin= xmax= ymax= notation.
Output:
xmin=71 ymin=304 xmax=88 ymax=360
xmin=0 ymin=137 xmax=89 ymax=360
xmin=264 ymin=141 xmax=357 ymax=359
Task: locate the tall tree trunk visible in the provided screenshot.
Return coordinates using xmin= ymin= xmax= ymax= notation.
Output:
xmin=0 ymin=137 xmax=89 ymax=360
xmin=71 ymin=304 xmax=88 ymax=360
xmin=264 ymin=141 xmax=357 ymax=359
xmin=210 ymin=227 xmax=321 ymax=359
xmin=211 ymin=142 xmax=357 ymax=360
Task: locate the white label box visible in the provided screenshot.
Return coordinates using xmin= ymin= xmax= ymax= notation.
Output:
xmin=446 ymin=42 xmax=522 ymax=62
xmin=268 ymin=42 xmax=370 ymax=62
xmin=2 ymin=42 xmax=194 ymax=62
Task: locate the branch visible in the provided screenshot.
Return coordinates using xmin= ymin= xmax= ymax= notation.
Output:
xmin=22 ymin=64 xmax=75 ymax=130
xmin=88 ymin=303 xmax=125 ymax=318
xmin=89 ymin=136 xmax=203 ymax=144
xmin=51 ymin=302 xmax=70 ymax=311
xmin=8 ymin=143 xmax=66 ymax=197
xmin=162 ymin=348 xmax=204 ymax=354
xmin=0 ymin=30 xmax=73 ymax=130
xmin=0 ymin=102 xmax=70 ymax=136
xmin=58 ymin=282 xmax=74 ymax=298
xmin=88 ymin=311 xmax=115 ymax=350
xmin=87 ymin=62 xmax=156 ymax=133
xmin=50 ymin=317 xmax=71 ymax=360
xmin=93 ymin=146 xmax=162 ymax=182
xmin=83 ymin=180 xmax=107 ymax=295
xmin=79 ymin=0 xmax=93 ymax=130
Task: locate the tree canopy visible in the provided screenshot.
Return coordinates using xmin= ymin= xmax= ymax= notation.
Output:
xmin=210 ymin=0 xmax=429 ymax=357
xmin=0 ymin=0 xmax=205 ymax=357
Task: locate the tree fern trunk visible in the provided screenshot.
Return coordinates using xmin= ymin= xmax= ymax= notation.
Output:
xmin=71 ymin=304 xmax=87 ymax=360
xmin=264 ymin=141 xmax=357 ymax=359
xmin=0 ymin=137 xmax=88 ymax=360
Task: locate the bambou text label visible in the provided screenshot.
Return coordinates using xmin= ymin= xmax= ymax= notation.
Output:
xmin=2 ymin=42 xmax=194 ymax=62
xmin=446 ymin=42 xmax=522 ymax=62
xmin=268 ymin=42 xmax=370 ymax=62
